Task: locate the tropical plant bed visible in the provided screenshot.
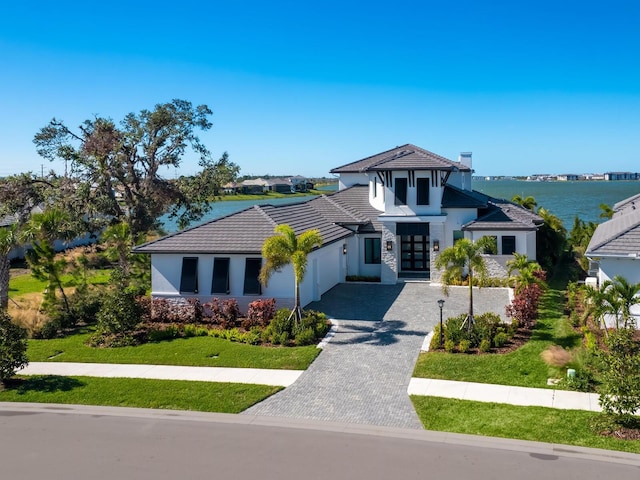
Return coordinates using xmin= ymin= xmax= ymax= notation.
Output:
xmin=429 ymin=326 xmax=532 ymax=355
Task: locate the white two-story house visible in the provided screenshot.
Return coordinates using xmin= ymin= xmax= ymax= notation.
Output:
xmin=134 ymin=144 xmax=542 ymax=310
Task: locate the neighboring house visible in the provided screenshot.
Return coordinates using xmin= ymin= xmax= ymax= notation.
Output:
xmin=556 ymin=174 xmax=579 ymax=181
xmin=133 ymin=144 xmax=542 ymax=310
xmin=585 ymin=192 xmax=640 ymax=326
xmin=604 ymin=172 xmax=639 ymax=181
xmin=586 ymin=192 xmax=640 ymax=285
xmin=265 ymin=178 xmax=294 ymax=193
xmin=289 ymin=176 xmax=309 ymax=192
xmin=240 ymin=178 xmax=269 ymax=194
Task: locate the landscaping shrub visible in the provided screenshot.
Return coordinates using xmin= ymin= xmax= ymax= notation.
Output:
xmin=96 ymin=286 xmax=140 ymax=336
xmin=204 ymin=298 xmax=241 ymax=328
xmin=0 ymin=311 xmax=28 ymax=384
xmin=444 ymin=339 xmax=455 ymax=353
xmin=505 ymin=282 xmax=544 ymax=328
xmin=458 ymin=339 xmax=471 ymax=353
xmin=429 ymin=324 xmax=442 ymax=350
xmin=443 ymin=314 xmax=468 ymax=345
xmin=478 ymin=339 xmax=491 ymax=353
xmin=261 ymin=308 xmax=329 ymax=346
xmin=295 ymin=328 xmax=317 ymax=346
xmin=493 ymin=331 xmax=509 ymax=348
xmin=147 ymin=324 xmax=181 ymax=342
xmin=243 ymin=298 xmax=276 ymax=329
xmin=597 ymin=328 xmax=640 ymax=425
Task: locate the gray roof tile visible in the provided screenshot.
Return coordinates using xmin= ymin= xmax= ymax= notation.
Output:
xmin=587 ymin=202 xmax=640 ymax=257
xmin=330 ymin=144 xmax=471 ymax=173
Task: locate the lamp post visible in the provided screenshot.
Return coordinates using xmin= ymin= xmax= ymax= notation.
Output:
xmin=437 ymin=299 xmax=445 ymax=348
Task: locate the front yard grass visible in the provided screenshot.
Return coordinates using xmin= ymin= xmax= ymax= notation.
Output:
xmin=411 ymin=396 xmax=640 ymax=454
xmin=0 ymin=375 xmax=280 ymax=413
xmin=412 ymin=289 xmax=582 ymax=388
xmin=28 ymin=331 xmax=320 ymax=370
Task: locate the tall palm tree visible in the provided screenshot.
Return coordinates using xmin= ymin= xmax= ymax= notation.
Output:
xmin=259 ymin=224 xmax=323 ymax=322
xmin=434 ymin=237 xmax=490 ymax=328
xmin=0 ymin=224 xmax=18 ymax=311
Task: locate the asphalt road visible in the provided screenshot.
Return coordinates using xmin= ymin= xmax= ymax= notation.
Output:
xmin=1 ymin=404 xmax=639 ymax=480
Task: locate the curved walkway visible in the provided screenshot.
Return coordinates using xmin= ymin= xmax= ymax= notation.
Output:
xmin=243 ymin=282 xmax=510 ymax=428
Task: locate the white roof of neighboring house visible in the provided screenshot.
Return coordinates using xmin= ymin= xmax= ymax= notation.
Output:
xmin=587 ymin=193 xmax=640 ymax=257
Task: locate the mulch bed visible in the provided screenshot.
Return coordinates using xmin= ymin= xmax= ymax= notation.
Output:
xmin=430 ymin=326 xmax=533 ymax=355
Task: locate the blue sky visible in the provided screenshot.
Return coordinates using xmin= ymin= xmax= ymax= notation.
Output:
xmin=1 ymin=0 xmax=639 ymax=177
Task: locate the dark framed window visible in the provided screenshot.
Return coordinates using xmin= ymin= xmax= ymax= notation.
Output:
xmin=394 ymin=178 xmax=407 ymax=205
xmin=364 ymin=238 xmax=381 ymax=264
xmin=416 ymin=178 xmax=430 ymax=205
xmin=373 ymin=178 xmax=377 ymax=197
xmin=180 ymin=257 xmax=198 ymax=293
xmin=453 ymin=230 xmax=464 ymax=244
xmin=502 ymin=236 xmax=516 ymax=255
xmin=243 ymin=258 xmax=262 ymax=295
xmin=211 ymin=257 xmax=230 ymax=294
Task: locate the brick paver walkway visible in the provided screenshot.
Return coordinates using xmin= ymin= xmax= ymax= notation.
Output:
xmin=243 ymin=282 xmax=510 ymax=428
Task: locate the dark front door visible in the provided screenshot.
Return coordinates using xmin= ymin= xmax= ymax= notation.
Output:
xmin=400 ymin=234 xmax=429 ymax=271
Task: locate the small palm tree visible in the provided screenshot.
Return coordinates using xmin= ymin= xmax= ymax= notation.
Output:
xmin=605 ymin=275 xmax=640 ymax=329
xmin=512 ymin=195 xmax=537 ymax=211
xmin=434 ymin=237 xmax=491 ymax=329
xmin=506 ymin=253 xmax=544 ymax=293
xmin=259 ymin=224 xmax=323 ymax=322
xmin=0 ymin=224 xmax=18 ymax=311
xmin=599 ymin=203 xmax=614 ymax=220
xmin=21 ymin=209 xmax=76 ymax=314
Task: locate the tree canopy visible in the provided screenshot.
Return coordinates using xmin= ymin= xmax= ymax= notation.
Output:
xmin=33 ymin=99 xmax=239 ymax=235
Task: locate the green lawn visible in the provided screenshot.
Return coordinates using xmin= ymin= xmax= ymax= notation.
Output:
xmin=9 ymin=269 xmax=110 ymax=297
xmin=28 ymin=331 xmax=320 ymax=370
xmin=411 ymin=396 xmax=640 ymax=454
xmin=413 ymin=289 xmax=582 ymax=388
xmin=0 ymin=375 xmax=280 ymax=413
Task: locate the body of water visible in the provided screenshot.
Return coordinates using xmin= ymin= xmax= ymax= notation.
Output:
xmin=162 ymin=181 xmax=640 ymax=233
xmin=474 ymin=179 xmax=640 ymax=228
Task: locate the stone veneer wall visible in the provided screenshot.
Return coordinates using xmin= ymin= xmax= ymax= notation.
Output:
xmin=380 ymin=222 xmax=397 ymax=284
xmin=429 ymin=223 xmax=445 ymax=283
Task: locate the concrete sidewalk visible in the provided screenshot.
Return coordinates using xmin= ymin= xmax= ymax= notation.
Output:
xmin=408 ymin=378 xmax=603 ymax=412
xmin=19 ymin=362 xmax=607 ymax=413
xmin=19 ymin=362 xmax=302 ymax=387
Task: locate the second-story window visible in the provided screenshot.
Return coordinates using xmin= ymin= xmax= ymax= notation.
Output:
xmin=394 ymin=178 xmax=407 ymax=205
xmin=416 ymin=178 xmax=429 ymax=205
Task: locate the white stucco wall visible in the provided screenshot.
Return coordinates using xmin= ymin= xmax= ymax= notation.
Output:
xmin=150 ymin=242 xmax=346 ymax=312
xmin=597 ymin=257 xmax=640 ymax=285
xmin=339 ymin=173 xmax=369 ymax=189
xmin=381 ymin=172 xmax=445 ymax=217
xmin=467 ymin=230 xmax=536 ymax=259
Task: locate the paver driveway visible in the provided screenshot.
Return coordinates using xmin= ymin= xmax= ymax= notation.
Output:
xmin=243 ymin=282 xmax=510 ymax=428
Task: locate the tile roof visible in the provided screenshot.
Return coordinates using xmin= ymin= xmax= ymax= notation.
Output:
xmin=462 ymin=198 xmax=542 ymax=231
xmin=330 ymin=144 xmax=471 ymax=174
xmin=586 ymin=197 xmax=640 ymax=257
xmin=441 ymin=185 xmax=489 ymax=208
xmin=133 ymin=187 xmax=380 ymax=254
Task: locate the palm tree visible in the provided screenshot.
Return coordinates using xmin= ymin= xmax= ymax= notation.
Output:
xmin=20 ymin=209 xmax=76 ymax=314
xmin=512 ymin=195 xmax=537 ymax=211
xmin=506 ymin=253 xmax=544 ymax=292
xmin=536 ymin=207 xmax=567 ymax=269
xmin=599 ymin=203 xmax=614 ymax=220
xmin=583 ymin=283 xmax=620 ymax=334
xmin=605 ymin=275 xmax=640 ymax=329
xmin=259 ymin=224 xmax=323 ymax=322
xmin=101 ymin=221 xmax=134 ymax=279
xmin=0 ymin=224 xmax=18 ymax=311
xmin=434 ymin=237 xmax=490 ymax=329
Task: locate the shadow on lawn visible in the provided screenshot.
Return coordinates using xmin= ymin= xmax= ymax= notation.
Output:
xmin=4 ymin=375 xmax=85 ymax=394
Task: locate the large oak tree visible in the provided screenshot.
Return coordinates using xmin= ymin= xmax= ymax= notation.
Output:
xmin=33 ymin=99 xmax=238 ymax=235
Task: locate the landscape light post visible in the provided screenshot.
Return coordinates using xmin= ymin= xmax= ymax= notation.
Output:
xmin=437 ymin=299 xmax=445 ymax=348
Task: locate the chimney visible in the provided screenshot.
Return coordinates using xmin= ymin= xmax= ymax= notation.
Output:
xmin=459 ymin=152 xmax=472 ymax=169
